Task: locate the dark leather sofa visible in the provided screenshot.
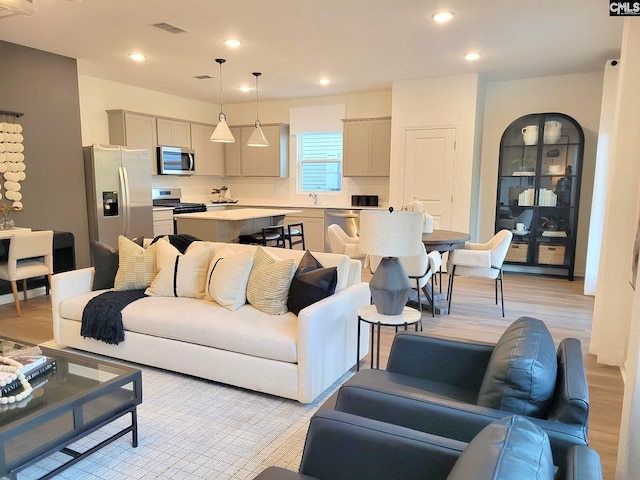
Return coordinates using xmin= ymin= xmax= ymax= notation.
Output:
xmin=253 ymin=410 xmax=602 ymax=480
xmin=332 ymin=317 xmax=590 ymax=460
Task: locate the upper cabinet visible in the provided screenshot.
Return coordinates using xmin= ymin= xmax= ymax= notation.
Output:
xmin=157 ymin=118 xmax=191 ymax=148
xmin=107 ymin=110 xmax=158 ymax=173
xmin=496 ymin=112 xmax=584 ymax=280
xmin=342 ymin=117 xmax=391 ymax=177
xmin=224 ymin=123 xmax=289 ymax=177
xmin=191 ymin=123 xmax=223 ymax=176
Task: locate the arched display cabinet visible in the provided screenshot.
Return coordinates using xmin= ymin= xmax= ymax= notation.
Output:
xmin=495 ymin=112 xmax=584 ymax=280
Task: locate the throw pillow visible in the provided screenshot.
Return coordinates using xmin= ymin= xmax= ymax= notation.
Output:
xmin=145 ymin=240 xmax=211 ymax=299
xmin=287 ymin=251 xmax=337 ymax=315
xmin=446 ymin=416 xmax=554 ymax=480
xmin=476 ymin=316 xmax=558 ymax=418
xmin=150 ymin=233 xmax=201 ymax=253
xmin=89 ymin=240 xmax=119 ymax=290
xmin=206 ymin=247 xmax=254 ymax=311
xmin=246 ymin=246 xmax=296 ymax=315
xmin=114 ymin=236 xmax=159 ymax=291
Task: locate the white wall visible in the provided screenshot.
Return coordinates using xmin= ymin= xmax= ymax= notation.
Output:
xmin=609 ymin=19 xmax=640 ymax=480
xmin=389 ymin=74 xmax=481 ymax=235
xmin=478 ymin=72 xmax=604 ymax=276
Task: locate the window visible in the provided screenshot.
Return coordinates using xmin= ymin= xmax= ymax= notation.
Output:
xmin=297 ymin=132 xmax=343 ymax=192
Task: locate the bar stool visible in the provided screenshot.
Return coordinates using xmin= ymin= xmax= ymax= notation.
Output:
xmin=239 ymin=225 xmax=286 ymax=248
xmin=285 ymin=222 xmax=305 ymax=250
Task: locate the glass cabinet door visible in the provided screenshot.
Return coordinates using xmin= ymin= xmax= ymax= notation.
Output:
xmin=496 ymin=113 xmax=584 ymax=280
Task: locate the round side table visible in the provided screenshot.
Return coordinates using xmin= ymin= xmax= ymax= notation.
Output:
xmin=357 ymin=305 xmax=421 ymax=371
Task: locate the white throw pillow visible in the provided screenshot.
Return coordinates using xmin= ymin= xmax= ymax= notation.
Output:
xmin=114 ymin=236 xmax=159 ymax=291
xmin=206 ymin=247 xmax=254 ymax=311
xmin=246 ymin=246 xmax=296 ymax=315
xmin=145 ymin=240 xmax=211 ymax=298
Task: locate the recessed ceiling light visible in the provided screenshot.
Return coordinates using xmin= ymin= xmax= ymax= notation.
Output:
xmin=239 ymin=86 xmax=252 ymax=93
xmin=316 ymin=78 xmax=331 ymax=86
xmin=224 ymin=39 xmax=242 ymax=48
xmin=129 ymin=53 xmax=146 ymax=62
xmin=463 ymin=52 xmax=481 ymax=61
xmin=431 ymin=11 xmax=455 ymax=23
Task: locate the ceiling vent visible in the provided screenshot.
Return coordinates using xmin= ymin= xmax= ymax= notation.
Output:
xmin=152 ymin=22 xmax=188 ymax=34
xmin=194 ymin=75 xmax=213 ymax=80
xmin=0 ymin=0 xmax=38 ymax=18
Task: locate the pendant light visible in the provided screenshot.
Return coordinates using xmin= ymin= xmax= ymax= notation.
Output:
xmin=210 ymin=58 xmax=235 ymax=143
xmin=247 ymin=72 xmax=269 ymax=147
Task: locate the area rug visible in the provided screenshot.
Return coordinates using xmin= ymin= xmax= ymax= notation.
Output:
xmin=19 ymin=349 xmax=349 ymax=480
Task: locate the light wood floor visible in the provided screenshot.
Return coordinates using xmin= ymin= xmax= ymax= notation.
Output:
xmin=0 ymin=272 xmax=624 ymax=479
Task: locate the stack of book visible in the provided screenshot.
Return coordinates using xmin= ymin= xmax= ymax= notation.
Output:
xmin=0 ymin=340 xmax=56 ymax=396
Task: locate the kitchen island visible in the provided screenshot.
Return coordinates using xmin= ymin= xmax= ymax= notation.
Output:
xmin=174 ymin=208 xmax=302 ymax=242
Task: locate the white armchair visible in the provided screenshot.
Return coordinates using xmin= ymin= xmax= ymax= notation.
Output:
xmin=327 ymin=224 xmax=364 ymax=259
xmin=0 ymin=230 xmax=54 ymax=316
xmin=446 ymin=229 xmax=513 ymax=317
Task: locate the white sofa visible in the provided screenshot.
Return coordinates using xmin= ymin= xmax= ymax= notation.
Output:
xmin=51 ymin=242 xmax=371 ymax=403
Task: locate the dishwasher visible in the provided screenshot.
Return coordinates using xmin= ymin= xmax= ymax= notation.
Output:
xmin=325 ymin=208 xmax=361 ymax=250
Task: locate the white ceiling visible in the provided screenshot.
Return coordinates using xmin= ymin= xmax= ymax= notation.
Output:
xmin=0 ymin=0 xmax=624 ymax=104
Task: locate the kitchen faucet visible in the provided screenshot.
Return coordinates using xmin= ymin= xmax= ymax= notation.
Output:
xmin=309 ymin=192 xmax=318 ymax=205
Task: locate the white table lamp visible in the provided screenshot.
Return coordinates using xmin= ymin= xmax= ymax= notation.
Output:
xmin=359 ymin=208 xmax=424 ymax=315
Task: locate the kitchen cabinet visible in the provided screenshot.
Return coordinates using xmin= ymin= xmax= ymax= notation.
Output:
xmin=342 ymin=117 xmax=391 ymax=177
xmin=224 ymin=124 xmax=289 ymax=177
xmin=191 ymin=123 xmax=223 ymax=176
xmin=153 ymin=208 xmax=174 ymax=236
xmin=284 ymin=208 xmax=326 ymax=252
xmin=157 ymin=118 xmax=191 ymax=148
xmin=496 ymin=112 xmax=584 ymax=280
xmin=107 ymin=110 xmax=158 ymax=173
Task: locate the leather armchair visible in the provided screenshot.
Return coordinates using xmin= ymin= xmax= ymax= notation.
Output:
xmin=253 ymin=410 xmax=601 ymax=480
xmin=332 ymin=319 xmax=590 ymax=461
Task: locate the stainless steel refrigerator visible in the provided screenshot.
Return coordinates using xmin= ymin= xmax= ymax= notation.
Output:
xmin=83 ymin=144 xmax=154 ymax=248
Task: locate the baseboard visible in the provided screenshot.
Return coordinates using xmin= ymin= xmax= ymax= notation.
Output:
xmin=0 ymin=286 xmax=47 ymax=306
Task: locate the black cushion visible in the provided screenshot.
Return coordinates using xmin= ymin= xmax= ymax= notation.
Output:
xmin=150 ymin=234 xmax=200 ymax=253
xmin=89 ymin=240 xmax=118 ymax=290
xmin=477 ymin=317 xmax=558 ymax=417
xmin=447 ymin=415 xmax=554 ymax=480
xmin=287 ymin=251 xmax=337 ymax=315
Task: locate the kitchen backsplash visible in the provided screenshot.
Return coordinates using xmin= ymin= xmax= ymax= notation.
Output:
xmin=151 ymin=174 xmax=389 ymax=207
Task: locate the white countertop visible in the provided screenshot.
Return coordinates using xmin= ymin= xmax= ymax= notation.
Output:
xmin=174 ymin=208 xmax=302 ymax=221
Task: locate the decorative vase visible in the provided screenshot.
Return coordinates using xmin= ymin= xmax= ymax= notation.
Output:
xmin=0 ymin=212 xmax=14 ymax=230
xmin=423 ymin=211 xmax=434 ymax=234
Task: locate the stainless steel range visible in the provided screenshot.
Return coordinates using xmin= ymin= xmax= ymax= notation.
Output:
xmin=152 ymin=188 xmax=207 ymax=214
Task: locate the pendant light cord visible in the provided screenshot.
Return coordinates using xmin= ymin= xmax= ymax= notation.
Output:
xmin=253 ymin=72 xmax=262 ymax=128
xmin=216 ymin=58 xmax=226 ymax=120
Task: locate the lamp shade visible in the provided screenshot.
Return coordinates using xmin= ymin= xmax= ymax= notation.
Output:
xmin=210 ymin=114 xmax=235 ymax=143
xmin=359 ymin=209 xmax=423 ymax=258
xmin=247 ymin=122 xmax=269 ymax=147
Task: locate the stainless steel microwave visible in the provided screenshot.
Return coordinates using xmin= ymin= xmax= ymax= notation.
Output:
xmin=157 ymin=146 xmax=196 ymax=175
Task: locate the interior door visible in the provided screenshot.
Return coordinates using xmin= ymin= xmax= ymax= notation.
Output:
xmin=403 ymin=128 xmax=456 ymax=230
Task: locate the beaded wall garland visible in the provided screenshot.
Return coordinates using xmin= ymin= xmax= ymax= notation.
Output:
xmin=0 ymin=355 xmax=33 ymax=404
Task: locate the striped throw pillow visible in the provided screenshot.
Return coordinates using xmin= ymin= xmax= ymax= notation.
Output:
xmin=246 ymin=247 xmax=296 ymax=315
xmin=114 ymin=236 xmax=158 ymax=291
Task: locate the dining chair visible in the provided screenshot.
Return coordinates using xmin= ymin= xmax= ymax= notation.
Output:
xmin=327 ymin=224 xmax=364 ymax=259
xmin=0 ymin=230 xmax=54 ymax=316
xmin=238 ymin=225 xmax=286 ymax=248
xmin=446 ymin=229 xmax=513 ymax=317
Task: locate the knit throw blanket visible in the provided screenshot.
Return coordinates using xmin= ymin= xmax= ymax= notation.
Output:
xmin=80 ymin=289 xmax=147 ymax=345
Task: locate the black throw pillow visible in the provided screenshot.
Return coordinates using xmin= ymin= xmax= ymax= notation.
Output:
xmin=287 ymin=251 xmax=338 ymax=315
xmin=89 ymin=240 xmax=119 ymax=290
xmin=150 ymin=234 xmax=201 ymax=254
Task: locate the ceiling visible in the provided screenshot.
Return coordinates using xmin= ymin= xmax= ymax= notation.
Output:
xmin=0 ymin=0 xmax=624 ymax=104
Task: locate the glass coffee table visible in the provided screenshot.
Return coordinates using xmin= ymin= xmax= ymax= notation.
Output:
xmin=0 ymin=344 xmax=142 ymax=479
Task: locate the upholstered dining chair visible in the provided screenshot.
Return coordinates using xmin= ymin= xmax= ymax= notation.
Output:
xmin=327 ymin=224 xmax=364 ymax=259
xmin=369 ymin=245 xmax=442 ymax=319
xmin=0 ymin=230 xmax=54 ymax=316
xmin=446 ymin=229 xmax=513 ymax=317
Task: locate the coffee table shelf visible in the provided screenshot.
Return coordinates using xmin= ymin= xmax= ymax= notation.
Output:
xmin=0 ymin=346 xmax=142 ymax=480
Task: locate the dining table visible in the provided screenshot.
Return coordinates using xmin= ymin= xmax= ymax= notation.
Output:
xmin=417 ymin=229 xmax=471 ymax=315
